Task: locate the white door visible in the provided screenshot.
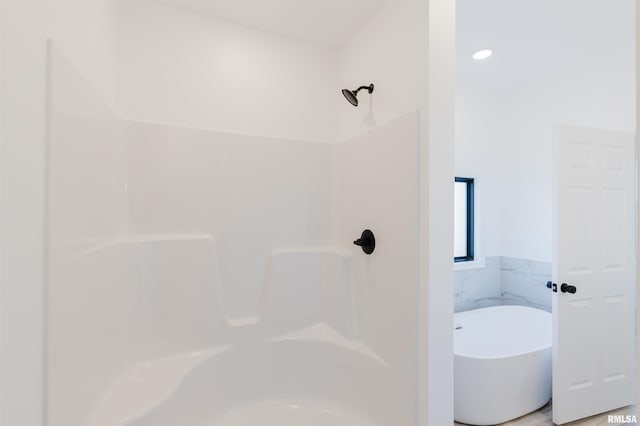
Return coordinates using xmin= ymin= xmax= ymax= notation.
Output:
xmin=553 ymin=125 xmax=636 ymax=424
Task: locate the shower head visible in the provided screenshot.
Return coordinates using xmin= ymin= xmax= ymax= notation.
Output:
xmin=341 ymin=84 xmax=374 ymax=107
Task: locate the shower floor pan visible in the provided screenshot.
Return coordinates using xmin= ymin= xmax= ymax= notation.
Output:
xmin=88 ymin=324 xmax=406 ymax=426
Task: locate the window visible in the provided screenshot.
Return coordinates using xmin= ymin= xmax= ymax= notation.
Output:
xmin=454 ymin=177 xmax=474 ymax=262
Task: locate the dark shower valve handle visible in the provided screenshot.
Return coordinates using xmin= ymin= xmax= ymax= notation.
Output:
xmin=353 ymin=229 xmax=375 ymax=255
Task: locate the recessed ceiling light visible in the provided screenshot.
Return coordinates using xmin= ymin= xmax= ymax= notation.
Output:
xmin=472 ymin=49 xmax=493 ymax=60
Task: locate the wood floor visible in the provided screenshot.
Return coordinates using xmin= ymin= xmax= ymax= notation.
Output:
xmin=454 ymin=403 xmax=637 ymax=426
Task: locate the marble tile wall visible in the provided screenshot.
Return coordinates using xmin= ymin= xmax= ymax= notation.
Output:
xmin=500 ymin=256 xmax=552 ymax=312
xmin=454 ymin=256 xmax=501 ymax=312
xmin=454 ymin=256 xmax=552 ymax=313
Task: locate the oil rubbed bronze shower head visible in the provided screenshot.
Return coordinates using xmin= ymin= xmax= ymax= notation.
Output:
xmin=341 ymin=83 xmax=374 ymax=107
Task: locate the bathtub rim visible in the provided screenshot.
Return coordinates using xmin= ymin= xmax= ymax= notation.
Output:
xmin=454 ymin=305 xmax=552 ymax=359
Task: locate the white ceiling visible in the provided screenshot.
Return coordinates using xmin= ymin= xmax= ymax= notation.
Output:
xmin=457 ymin=0 xmax=635 ymax=90
xmin=157 ymin=0 xmax=384 ymax=49
xmin=153 ymin=0 xmax=634 ymax=86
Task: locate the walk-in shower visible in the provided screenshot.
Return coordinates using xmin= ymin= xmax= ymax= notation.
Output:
xmin=25 ymin=1 xmax=431 ymax=425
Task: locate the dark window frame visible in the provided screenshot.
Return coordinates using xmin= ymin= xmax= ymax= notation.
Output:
xmin=454 ymin=177 xmax=475 ymax=262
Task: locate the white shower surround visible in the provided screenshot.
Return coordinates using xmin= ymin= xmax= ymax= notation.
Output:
xmin=46 ymin=36 xmax=421 ymax=425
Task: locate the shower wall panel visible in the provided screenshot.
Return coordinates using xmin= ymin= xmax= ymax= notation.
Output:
xmin=334 ymin=111 xmax=420 ymax=423
xmin=126 ymin=122 xmax=334 ymax=319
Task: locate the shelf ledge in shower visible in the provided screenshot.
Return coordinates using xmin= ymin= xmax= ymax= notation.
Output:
xmin=270 ymin=323 xmax=392 ymax=369
xmin=71 ymin=233 xmax=215 ymax=259
xmin=227 ymin=316 xmax=260 ymax=327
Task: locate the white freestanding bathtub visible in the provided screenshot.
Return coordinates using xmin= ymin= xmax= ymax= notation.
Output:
xmin=454 ymin=305 xmax=552 ymax=425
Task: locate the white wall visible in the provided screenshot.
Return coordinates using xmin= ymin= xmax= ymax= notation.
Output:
xmin=46 ymin=44 xmax=131 ymax=426
xmin=115 ymin=2 xmax=338 ymax=143
xmin=0 ymin=4 xmax=47 ymax=424
xmin=0 ymin=2 xmax=118 ymax=425
xmin=500 ymin=47 xmax=635 ymax=262
xmin=337 ymin=0 xmax=429 ymax=141
xmin=635 ymin=0 xmax=640 ymax=410
xmin=636 ymin=0 xmax=640 ymax=408
xmin=456 ymin=46 xmax=636 ymax=263
xmin=424 ymin=1 xmax=456 ymax=424
xmin=454 ymin=84 xmax=507 ymax=259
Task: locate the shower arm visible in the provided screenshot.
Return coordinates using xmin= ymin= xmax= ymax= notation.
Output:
xmin=353 ymin=85 xmax=374 ymax=95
